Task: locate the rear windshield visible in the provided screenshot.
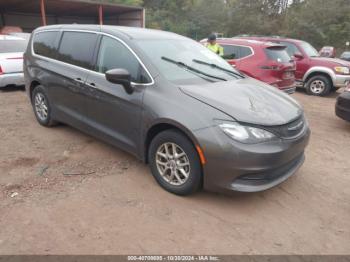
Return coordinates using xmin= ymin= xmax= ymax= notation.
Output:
xmin=265 ymin=47 xmax=291 ymax=63
xmin=341 ymin=52 xmax=350 ymax=58
xmin=0 ymin=40 xmax=28 ymax=53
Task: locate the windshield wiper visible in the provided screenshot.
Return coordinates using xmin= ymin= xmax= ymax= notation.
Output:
xmin=192 ymin=59 xmax=245 ymax=79
xmin=161 ymin=56 xmax=227 ymax=82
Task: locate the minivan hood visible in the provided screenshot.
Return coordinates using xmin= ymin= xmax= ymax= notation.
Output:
xmin=180 ymin=78 xmax=303 ymax=126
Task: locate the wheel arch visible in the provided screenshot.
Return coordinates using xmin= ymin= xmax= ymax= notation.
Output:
xmin=29 ymin=80 xmax=42 ymax=101
xmin=303 ymin=67 xmax=335 ymax=86
xmin=144 ymin=120 xmax=202 ymax=164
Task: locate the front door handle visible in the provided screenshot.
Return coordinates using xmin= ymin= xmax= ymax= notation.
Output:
xmin=74 ymin=78 xmax=84 ymax=84
xmin=87 ymin=82 xmax=97 ymax=89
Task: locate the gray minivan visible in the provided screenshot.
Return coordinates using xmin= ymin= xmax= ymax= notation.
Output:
xmin=24 ymin=25 xmax=310 ymax=195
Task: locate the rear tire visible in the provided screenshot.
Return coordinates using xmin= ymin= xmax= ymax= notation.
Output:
xmin=306 ymin=75 xmax=332 ymax=96
xmin=148 ymin=129 xmax=202 ymax=196
xmin=31 ymin=85 xmax=57 ymax=127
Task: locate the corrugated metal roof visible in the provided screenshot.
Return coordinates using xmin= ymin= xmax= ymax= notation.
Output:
xmin=65 ymin=0 xmax=143 ymax=9
xmin=0 ymin=0 xmax=143 ymax=17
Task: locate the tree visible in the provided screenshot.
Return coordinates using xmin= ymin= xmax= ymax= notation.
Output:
xmin=105 ymin=0 xmax=350 ymax=53
xmin=100 ymin=0 xmax=143 ymax=6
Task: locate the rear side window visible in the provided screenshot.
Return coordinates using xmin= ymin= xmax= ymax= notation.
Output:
xmin=239 ymin=46 xmax=253 ymax=58
xmin=33 ymin=31 xmax=58 ymax=58
xmin=96 ymin=36 xmax=151 ymax=83
xmin=222 ymin=45 xmax=240 ymax=60
xmin=57 ymin=32 xmax=97 ymax=69
xmin=0 ymin=40 xmax=28 ymax=53
xmin=265 ymin=47 xmax=291 ymax=63
xmin=222 ymin=45 xmax=252 ymax=60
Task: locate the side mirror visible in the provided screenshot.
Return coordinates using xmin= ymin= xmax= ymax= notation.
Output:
xmin=293 ymin=52 xmax=304 ymax=60
xmin=105 ymin=68 xmax=134 ymax=94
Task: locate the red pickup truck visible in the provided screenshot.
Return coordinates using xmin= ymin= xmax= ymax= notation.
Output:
xmin=240 ymin=36 xmax=350 ymax=96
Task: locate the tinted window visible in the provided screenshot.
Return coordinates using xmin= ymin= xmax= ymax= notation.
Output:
xmin=265 ymin=47 xmax=291 ymax=63
xmin=221 ymin=45 xmax=252 ymax=60
xmin=239 ymin=46 xmax=253 ymax=58
xmin=57 ymin=32 xmax=97 ymax=69
xmin=96 ymin=36 xmax=150 ymax=83
xmin=33 ymin=31 xmax=58 ymax=58
xmin=279 ymin=41 xmax=300 ymax=56
xmin=0 ymin=40 xmax=28 ymax=53
xmin=341 ymin=52 xmax=350 ymax=59
xmin=299 ymin=41 xmax=319 ymax=57
xmin=222 ymin=45 xmax=240 ymax=60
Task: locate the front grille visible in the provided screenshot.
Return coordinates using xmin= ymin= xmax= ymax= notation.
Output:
xmin=264 ymin=115 xmax=306 ymax=139
xmin=235 ymin=154 xmax=304 ymax=182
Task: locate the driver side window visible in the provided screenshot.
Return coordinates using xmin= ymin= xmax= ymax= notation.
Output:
xmin=96 ymin=36 xmax=151 ymax=83
xmin=280 ymin=41 xmax=300 ymax=57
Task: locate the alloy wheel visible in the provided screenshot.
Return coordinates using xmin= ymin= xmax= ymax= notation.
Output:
xmin=34 ymin=93 xmax=48 ymax=121
xmin=155 ymin=142 xmax=191 ymax=186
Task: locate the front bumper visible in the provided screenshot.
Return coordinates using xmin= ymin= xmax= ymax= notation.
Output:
xmin=335 ymin=92 xmax=350 ymax=122
xmin=231 ymin=154 xmax=305 ymax=192
xmin=334 ymin=74 xmax=350 ymax=88
xmin=194 ymin=124 xmax=310 ymax=193
xmin=0 ymin=72 xmax=24 ymax=88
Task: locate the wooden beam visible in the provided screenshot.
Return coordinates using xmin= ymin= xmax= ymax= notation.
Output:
xmin=40 ymin=0 xmax=47 ymax=26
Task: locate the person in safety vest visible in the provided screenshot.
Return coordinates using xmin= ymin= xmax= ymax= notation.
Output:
xmin=205 ymin=33 xmax=224 ymax=57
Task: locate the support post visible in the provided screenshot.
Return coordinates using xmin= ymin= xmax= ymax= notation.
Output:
xmin=99 ymin=5 xmax=103 ymax=25
xmin=141 ymin=9 xmax=145 ymax=28
xmin=40 ymin=0 xmax=47 ymax=26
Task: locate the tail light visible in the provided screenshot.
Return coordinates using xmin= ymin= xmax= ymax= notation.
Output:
xmin=282 ymin=71 xmax=295 ymax=80
xmin=0 ymin=66 xmax=3 ymax=75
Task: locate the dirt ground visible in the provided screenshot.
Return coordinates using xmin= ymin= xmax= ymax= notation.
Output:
xmin=0 ymin=87 xmax=349 ymax=255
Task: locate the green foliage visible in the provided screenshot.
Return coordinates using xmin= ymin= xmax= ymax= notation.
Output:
xmin=101 ymin=0 xmax=143 ymax=6
xmin=281 ymin=0 xmax=350 ymax=52
xmin=143 ymin=0 xmax=350 ymax=53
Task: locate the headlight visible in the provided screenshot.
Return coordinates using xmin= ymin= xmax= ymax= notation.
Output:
xmin=334 ymin=66 xmax=350 ymax=75
xmin=219 ymin=122 xmax=277 ymax=144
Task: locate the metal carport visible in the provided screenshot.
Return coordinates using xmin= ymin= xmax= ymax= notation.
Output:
xmin=0 ymin=0 xmax=145 ymax=32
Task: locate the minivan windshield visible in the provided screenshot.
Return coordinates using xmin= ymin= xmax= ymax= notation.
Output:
xmin=136 ymin=39 xmax=242 ymax=84
xmin=299 ymin=41 xmax=319 ymax=57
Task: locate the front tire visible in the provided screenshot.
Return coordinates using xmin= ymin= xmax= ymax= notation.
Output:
xmin=306 ymin=75 xmax=332 ymax=96
xmin=148 ymin=129 xmax=202 ymax=196
xmin=31 ymin=85 xmax=57 ymax=127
